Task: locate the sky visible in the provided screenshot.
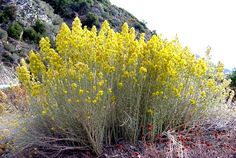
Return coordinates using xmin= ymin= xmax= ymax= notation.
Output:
xmin=109 ymin=0 xmax=236 ymax=70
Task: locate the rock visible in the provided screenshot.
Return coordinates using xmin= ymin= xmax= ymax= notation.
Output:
xmin=0 ymin=29 xmax=8 ymax=40
xmin=0 ymin=148 xmax=4 ymax=156
xmin=13 ymin=0 xmax=52 ymax=26
xmin=0 ymin=143 xmax=7 ymax=156
xmin=2 ymin=0 xmax=62 ymax=33
xmin=0 ymin=144 xmax=7 ymax=150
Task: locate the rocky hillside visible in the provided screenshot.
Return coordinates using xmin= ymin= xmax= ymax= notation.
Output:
xmin=0 ymin=0 xmax=153 ymax=67
xmin=0 ymin=0 xmax=63 ymax=67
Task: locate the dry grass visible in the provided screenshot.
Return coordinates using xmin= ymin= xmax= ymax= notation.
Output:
xmin=2 ymin=86 xmax=29 ymax=111
xmin=0 ymin=63 xmax=28 ymax=112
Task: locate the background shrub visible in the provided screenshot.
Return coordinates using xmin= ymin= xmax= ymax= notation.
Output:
xmin=133 ymin=22 xmax=145 ymax=32
xmin=83 ymin=12 xmax=99 ymax=28
xmin=7 ymin=22 xmax=23 ymax=40
xmin=0 ymin=12 xmax=8 ymax=23
xmin=0 ymin=5 xmax=17 ymax=23
xmin=71 ymin=1 xmax=90 ymax=13
xmin=3 ymin=5 xmax=17 ymax=21
xmin=33 ymin=20 xmax=46 ymax=35
xmin=15 ymin=18 xmax=230 ymax=156
xmin=229 ymin=69 xmax=236 ymax=87
xmin=23 ymin=27 xmax=40 ymax=44
xmin=52 ymin=15 xmax=63 ymax=25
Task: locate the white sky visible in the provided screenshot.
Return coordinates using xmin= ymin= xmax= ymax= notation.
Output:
xmin=109 ymin=0 xmax=236 ymax=70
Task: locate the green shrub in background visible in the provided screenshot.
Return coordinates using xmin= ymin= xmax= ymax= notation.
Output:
xmin=83 ymin=12 xmax=99 ymax=28
xmin=71 ymin=1 xmax=90 ymax=13
xmin=4 ymin=5 xmax=17 ymax=21
xmin=7 ymin=22 xmax=23 ymax=40
xmin=23 ymin=27 xmax=40 ymax=44
xmin=133 ymin=22 xmax=145 ymax=33
xmin=0 ymin=12 xmax=8 ymax=23
xmin=33 ymin=20 xmax=46 ymax=35
xmin=52 ymin=15 xmax=63 ymax=25
xmin=41 ymin=0 xmax=94 ymax=18
xmin=229 ymin=69 xmax=236 ymax=87
xmin=0 ymin=5 xmax=17 ymax=23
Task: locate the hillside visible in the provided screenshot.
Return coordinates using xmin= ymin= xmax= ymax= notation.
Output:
xmin=0 ymin=0 xmax=152 ymax=67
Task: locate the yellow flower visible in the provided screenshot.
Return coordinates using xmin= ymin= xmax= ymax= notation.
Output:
xmin=79 ymin=89 xmax=84 ymax=95
xmin=207 ymin=79 xmax=215 ymax=88
xmin=41 ymin=110 xmax=47 ymax=116
xmin=98 ymin=72 xmax=103 ymax=79
xmin=147 ymin=108 xmax=154 ymax=116
xmin=108 ymin=88 xmax=112 ymax=93
xmin=31 ymin=84 xmax=42 ymax=96
xmin=111 ymin=95 xmax=116 ymax=102
xmin=152 ymin=91 xmax=160 ymax=96
xmin=92 ymin=99 xmax=97 ymax=104
xmin=16 ymin=59 xmax=31 ymax=85
xmin=98 ymin=80 xmax=104 ymax=87
xmin=97 ymin=90 xmax=104 ymax=96
xmin=71 ymin=83 xmax=78 ymax=89
xmin=190 ymin=99 xmax=196 ymax=105
xmin=86 ymin=97 xmax=91 ymax=103
xmin=63 ymin=90 xmax=68 ymax=94
xmin=123 ymin=71 xmax=130 ymax=78
xmin=152 ymin=91 xmax=163 ymax=96
xmin=109 ymin=66 xmax=115 ymax=73
xmin=56 ymin=22 xmax=71 ymax=55
xmin=139 ymin=66 xmax=147 ymax=73
xmin=200 ymin=91 xmax=206 ymax=98
xmin=118 ymin=82 xmax=123 ymax=89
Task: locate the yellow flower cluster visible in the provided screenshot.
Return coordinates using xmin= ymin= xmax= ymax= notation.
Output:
xmin=16 ymin=17 xmax=230 ymax=141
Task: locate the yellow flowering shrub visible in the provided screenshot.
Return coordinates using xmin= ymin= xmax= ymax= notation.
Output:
xmin=16 ymin=17 xmax=230 ymax=155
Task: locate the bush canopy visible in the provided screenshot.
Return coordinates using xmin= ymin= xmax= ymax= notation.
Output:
xmin=16 ymin=17 xmax=230 ymax=155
